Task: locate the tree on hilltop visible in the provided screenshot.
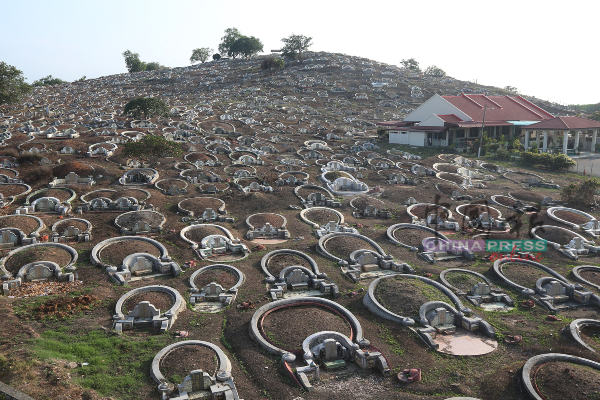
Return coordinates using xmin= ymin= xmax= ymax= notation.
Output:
xmin=190 ymin=47 xmax=213 ymax=64
xmin=0 ymin=62 xmax=32 ymax=105
xmin=400 ymin=58 xmax=421 ymax=72
xmin=261 ymin=57 xmax=285 ymax=71
xmin=122 ymin=134 xmax=183 ymax=166
xmin=280 ymin=34 xmax=313 ymax=61
xmin=230 ymin=36 xmax=263 ymax=58
xmin=424 ymin=65 xmax=446 ymax=76
xmin=123 ymin=50 xmax=146 ymax=73
xmin=218 ymin=28 xmax=242 ymax=58
xmin=146 ymin=62 xmax=166 ymax=71
xmin=123 ymin=97 xmax=169 ymax=119
xmin=33 ymin=75 xmax=67 ymax=86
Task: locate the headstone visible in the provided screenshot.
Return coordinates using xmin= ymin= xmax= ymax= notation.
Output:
xmin=27 ymin=264 xmax=53 ymax=280
xmin=323 ymin=339 xmax=338 ymax=361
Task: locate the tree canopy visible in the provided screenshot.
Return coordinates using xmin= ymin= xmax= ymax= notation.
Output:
xmin=400 ymin=58 xmax=421 ymax=72
xmin=121 ymin=134 xmax=183 ymax=165
xmin=0 ymin=62 xmax=32 ymax=105
xmin=190 ymin=47 xmax=213 ymax=64
xmin=261 ymin=57 xmax=285 ymax=71
xmin=32 ymin=75 xmax=67 ymax=86
xmin=230 ymin=36 xmax=263 ymax=58
xmin=145 ymin=62 xmax=165 ymax=71
xmin=280 ymin=34 xmax=313 ymax=61
xmin=424 ymin=65 xmax=446 ymax=76
xmin=123 ymin=97 xmax=169 ymax=119
xmin=218 ymin=28 xmax=242 ymax=58
xmin=122 ymin=50 xmax=146 ymax=73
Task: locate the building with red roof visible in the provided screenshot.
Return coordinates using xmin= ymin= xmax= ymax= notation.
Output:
xmin=378 ymin=93 xmax=557 ymax=148
xmin=524 ymin=116 xmax=600 ymax=154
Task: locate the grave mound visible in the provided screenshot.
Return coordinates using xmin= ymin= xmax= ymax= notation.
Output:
xmin=123 ymin=291 xmax=173 ymax=314
xmin=192 ymin=267 xmax=239 ymax=289
xmin=534 ymin=361 xmax=600 ymax=400
xmin=0 ymin=215 xmax=41 ymax=234
xmin=161 ymin=345 xmax=219 ymax=384
xmin=99 ymin=240 xmax=161 ymax=266
xmin=500 ymin=262 xmax=551 ymax=288
xmin=52 ymin=161 xmax=95 ymax=177
xmin=375 ymin=276 xmax=449 ymax=317
xmin=261 ymin=304 xmax=352 ymax=351
xmin=5 ymin=246 xmax=73 ymax=272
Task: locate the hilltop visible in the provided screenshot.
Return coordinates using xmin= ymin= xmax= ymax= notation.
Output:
xmin=5 ymin=51 xmax=577 ymax=126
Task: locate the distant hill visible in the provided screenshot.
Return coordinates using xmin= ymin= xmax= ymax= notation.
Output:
xmin=570 ymin=102 xmax=600 ymax=113
xmin=11 ymin=50 xmax=580 ymax=124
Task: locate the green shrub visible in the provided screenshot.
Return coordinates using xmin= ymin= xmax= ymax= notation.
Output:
xmin=519 ymin=151 xmax=575 ymax=171
xmin=16 ymin=152 xmax=42 ymax=164
xmin=496 ymin=148 xmax=508 ymax=161
xmin=561 ymin=178 xmax=600 ymax=205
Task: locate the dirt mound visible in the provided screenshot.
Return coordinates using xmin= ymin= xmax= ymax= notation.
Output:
xmin=535 ymin=227 xmax=575 ymax=244
xmin=5 ymin=246 xmax=74 ymax=272
xmin=460 ymin=204 xmax=500 ymax=220
xmin=501 ymin=262 xmax=549 ymax=287
xmin=554 ymin=210 xmax=591 ymax=225
xmin=184 ymin=225 xmax=226 ymax=243
xmin=324 ymin=235 xmax=374 ymax=258
xmin=409 ymin=204 xmax=449 ymax=219
xmin=305 ymin=209 xmax=339 ymax=225
xmin=510 ymin=190 xmax=545 ymax=204
xmin=262 ymin=305 xmax=352 ymax=350
xmin=267 ymin=253 xmax=313 ymax=276
xmin=123 ymin=291 xmax=172 ymax=313
xmin=534 ymin=361 xmax=600 ymax=400
xmin=193 ymin=268 xmax=239 ymax=290
xmin=375 ymin=276 xmax=449 ymax=317
xmin=393 ymin=227 xmax=434 ymax=247
xmin=34 ymin=295 xmax=98 ymax=319
xmin=161 ymin=345 xmax=219 ymax=383
xmin=52 ymin=162 xmax=95 ymax=178
xmin=248 ymin=213 xmax=284 ymax=227
xmin=0 ymin=215 xmax=42 ymax=234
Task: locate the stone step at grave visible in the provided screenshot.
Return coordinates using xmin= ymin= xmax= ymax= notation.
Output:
xmin=434 ymin=324 xmax=456 ymax=334
xmin=133 ymin=269 xmax=153 ymax=277
xmin=323 ymin=359 xmax=347 ymax=371
xmin=361 ymin=264 xmax=379 ymax=272
xmin=553 ymin=295 xmax=569 ymax=303
xmin=188 ymin=391 xmax=212 ymax=399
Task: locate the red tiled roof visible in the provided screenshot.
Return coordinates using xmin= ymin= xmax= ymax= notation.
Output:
xmin=408 ymin=126 xmax=446 ymax=132
xmin=446 ymin=120 xmax=514 ymax=128
xmin=437 ymin=114 xmax=463 ymax=122
xmin=442 ymin=93 xmax=554 ymax=123
xmin=525 ymin=116 xmax=600 ymax=130
xmin=376 ymin=120 xmax=410 ymax=127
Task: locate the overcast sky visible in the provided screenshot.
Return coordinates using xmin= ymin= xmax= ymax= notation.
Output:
xmin=2 ymin=0 xmax=597 ymax=105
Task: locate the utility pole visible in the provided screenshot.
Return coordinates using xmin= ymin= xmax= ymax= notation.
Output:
xmin=478 ymin=104 xmax=488 ymax=158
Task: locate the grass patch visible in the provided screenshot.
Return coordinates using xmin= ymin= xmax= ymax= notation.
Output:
xmin=31 ymin=329 xmax=169 ymax=398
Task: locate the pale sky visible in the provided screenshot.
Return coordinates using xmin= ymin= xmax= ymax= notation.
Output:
xmin=2 ymin=0 xmax=598 ymax=105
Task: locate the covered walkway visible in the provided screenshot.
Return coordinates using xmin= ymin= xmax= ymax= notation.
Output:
xmin=522 ymin=116 xmax=600 ymax=155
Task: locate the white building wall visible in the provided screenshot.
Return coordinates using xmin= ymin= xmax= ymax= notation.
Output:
xmin=389 ymin=131 xmax=409 ymax=144
xmin=408 ymin=132 xmax=426 ymax=146
xmin=404 ymin=94 xmax=472 ymax=123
